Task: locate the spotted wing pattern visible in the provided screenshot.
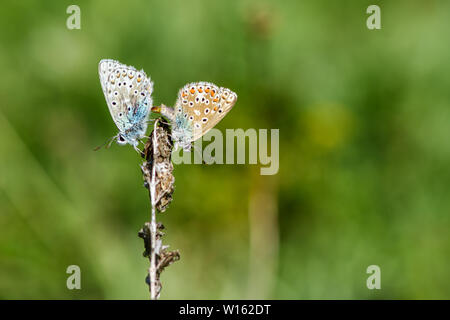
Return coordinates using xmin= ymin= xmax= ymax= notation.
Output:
xmin=99 ymin=59 xmax=153 ymax=132
xmin=173 ymin=81 xmax=237 ymax=141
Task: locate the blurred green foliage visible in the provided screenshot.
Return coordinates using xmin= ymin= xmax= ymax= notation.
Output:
xmin=0 ymin=0 xmax=449 ymax=299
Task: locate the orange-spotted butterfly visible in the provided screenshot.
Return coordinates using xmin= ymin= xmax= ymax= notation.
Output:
xmin=152 ymin=82 xmax=237 ymax=151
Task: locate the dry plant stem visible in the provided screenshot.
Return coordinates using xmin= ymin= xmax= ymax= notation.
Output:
xmin=139 ymin=118 xmax=178 ymax=300
xmin=149 ymin=135 xmax=158 ymax=299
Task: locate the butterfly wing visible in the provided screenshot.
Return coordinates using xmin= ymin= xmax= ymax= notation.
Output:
xmin=99 ymin=59 xmax=121 ymax=101
xmin=99 ymin=59 xmax=122 ymax=126
xmin=174 ymin=81 xmax=237 ymax=141
xmin=98 ymin=59 xmax=153 ymax=133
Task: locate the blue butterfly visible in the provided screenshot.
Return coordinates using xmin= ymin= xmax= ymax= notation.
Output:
xmin=98 ymin=59 xmax=153 ymax=152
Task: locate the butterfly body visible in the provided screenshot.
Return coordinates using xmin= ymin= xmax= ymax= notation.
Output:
xmin=154 ymin=82 xmax=237 ymax=151
xmin=98 ymin=59 xmax=153 ymax=151
xmin=172 ymin=111 xmax=194 ymax=151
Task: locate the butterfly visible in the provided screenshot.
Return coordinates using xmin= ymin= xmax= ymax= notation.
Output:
xmin=152 ymin=82 xmax=237 ymax=151
xmin=98 ymin=59 xmax=153 ymax=152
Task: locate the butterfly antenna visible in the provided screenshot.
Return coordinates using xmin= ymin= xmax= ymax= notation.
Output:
xmin=152 ymin=104 xmax=175 ymax=124
xmin=106 ymin=135 xmax=118 ymax=149
xmin=94 ymin=135 xmax=118 ymax=151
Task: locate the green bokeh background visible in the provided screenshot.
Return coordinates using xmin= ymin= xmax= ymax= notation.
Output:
xmin=1 ymin=0 xmax=449 ymax=299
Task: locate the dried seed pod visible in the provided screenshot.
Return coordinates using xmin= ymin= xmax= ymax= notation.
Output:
xmin=141 ymin=119 xmax=175 ymax=212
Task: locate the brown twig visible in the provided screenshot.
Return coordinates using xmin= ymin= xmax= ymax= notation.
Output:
xmin=138 ymin=118 xmax=179 ymax=299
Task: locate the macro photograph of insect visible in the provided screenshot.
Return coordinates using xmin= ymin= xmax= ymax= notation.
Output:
xmin=0 ymin=0 xmax=449 ymax=311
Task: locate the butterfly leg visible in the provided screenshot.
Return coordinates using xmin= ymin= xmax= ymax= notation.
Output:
xmin=157 ymin=118 xmax=171 ymax=126
xmin=133 ymin=144 xmax=144 ymax=155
